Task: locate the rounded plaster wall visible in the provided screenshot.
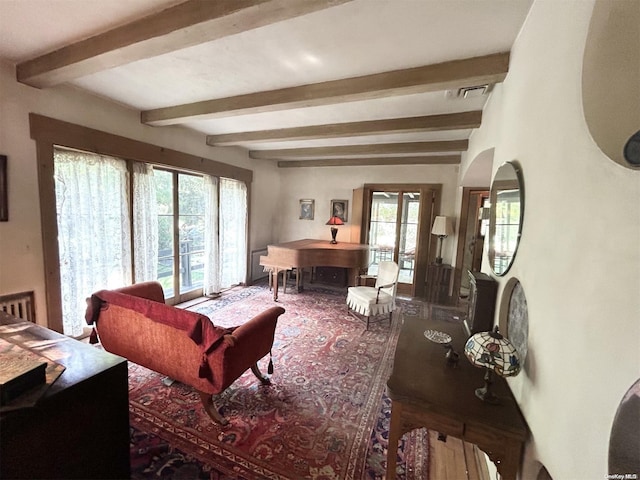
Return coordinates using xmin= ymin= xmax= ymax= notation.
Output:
xmin=461 ymin=147 xmax=494 ymax=187
xmin=464 ymin=0 xmax=640 ymax=478
xmin=582 ymin=0 xmax=640 ymax=169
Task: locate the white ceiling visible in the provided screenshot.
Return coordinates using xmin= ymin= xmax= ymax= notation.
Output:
xmin=0 ymin=0 xmax=533 ymax=167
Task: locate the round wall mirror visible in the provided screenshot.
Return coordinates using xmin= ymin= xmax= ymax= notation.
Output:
xmin=489 ymin=162 xmax=524 ymax=275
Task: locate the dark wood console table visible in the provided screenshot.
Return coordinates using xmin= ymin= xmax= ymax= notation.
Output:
xmin=386 ymin=315 xmax=527 ymax=479
xmin=0 ymin=312 xmax=130 ymax=479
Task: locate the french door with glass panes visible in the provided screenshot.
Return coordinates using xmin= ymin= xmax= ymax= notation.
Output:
xmin=154 ymin=169 xmax=206 ymax=303
xmin=361 ymin=185 xmax=439 ymax=297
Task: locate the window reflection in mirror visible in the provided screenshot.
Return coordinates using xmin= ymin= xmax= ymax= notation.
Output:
xmin=489 ymin=162 xmax=524 ymax=275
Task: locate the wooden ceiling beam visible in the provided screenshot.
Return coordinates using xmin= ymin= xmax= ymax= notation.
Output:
xmin=249 ymin=139 xmax=468 ymax=159
xmin=206 ymin=111 xmax=481 ymax=146
xmin=277 ymin=155 xmax=461 ymax=168
xmin=143 ymin=52 xmax=508 ymax=126
xmin=17 ymin=0 xmax=350 ymax=88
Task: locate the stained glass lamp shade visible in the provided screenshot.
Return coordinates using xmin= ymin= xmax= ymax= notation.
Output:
xmin=464 ymin=326 xmax=521 ymax=403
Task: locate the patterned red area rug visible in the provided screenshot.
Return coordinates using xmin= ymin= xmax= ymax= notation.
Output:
xmin=128 ymin=284 xmax=429 ymax=479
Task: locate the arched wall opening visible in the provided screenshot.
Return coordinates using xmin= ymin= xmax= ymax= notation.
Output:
xmin=453 ymin=148 xmax=495 ymax=300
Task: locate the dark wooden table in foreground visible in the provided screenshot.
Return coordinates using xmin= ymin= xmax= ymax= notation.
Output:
xmin=386 ymin=315 xmax=528 ymax=480
xmin=0 ymin=311 xmax=130 ymax=479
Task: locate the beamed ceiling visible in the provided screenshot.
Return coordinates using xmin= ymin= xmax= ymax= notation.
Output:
xmin=0 ymin=0 xmax=533 ymax=168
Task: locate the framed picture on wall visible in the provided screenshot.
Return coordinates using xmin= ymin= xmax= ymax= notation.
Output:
xmin=330 ymin=199 xmax=348 ymax=222
xmin=0 ymin=155 xmax=7 ymax=222
xmin=299 ymin=199 xmax=314 ymax=220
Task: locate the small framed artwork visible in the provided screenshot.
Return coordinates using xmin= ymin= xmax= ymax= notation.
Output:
xmin=330 ymin=199 xmax=348 ymax=222
xmin=299 ymin=199 xmax=314 ymax=220
xmin=0 ymin=155 xmax=7 ymax=222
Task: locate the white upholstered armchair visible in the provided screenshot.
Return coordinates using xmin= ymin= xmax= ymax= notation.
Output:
xmin=346 ymin=261 xmax=400 ymax=329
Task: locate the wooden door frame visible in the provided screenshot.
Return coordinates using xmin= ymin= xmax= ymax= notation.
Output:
xmin=453 ymin=187 xmax=489 ymax=304
xmin=29 ymin=114 xmax=252 ymax=332
xmin=358 ymin=183 xmax=442 ymax=297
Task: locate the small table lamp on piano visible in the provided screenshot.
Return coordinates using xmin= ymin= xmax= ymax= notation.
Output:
xmin=326 ymin=216 xmax=344 ymax=244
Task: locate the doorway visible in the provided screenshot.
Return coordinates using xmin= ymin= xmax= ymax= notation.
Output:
xmin=453 ymin=188 xmax=490 ymax=300
xmin=355 ymin=184 xmax=441 ymax=297
xmin=154 ymin=169 xmax=206 ymax=303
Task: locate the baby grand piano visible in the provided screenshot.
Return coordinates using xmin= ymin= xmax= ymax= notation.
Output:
xmin=260 ymin=239 xmax=369 ymax=300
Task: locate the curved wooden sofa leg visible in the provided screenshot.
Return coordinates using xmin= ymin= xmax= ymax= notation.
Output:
xmin=251 ymin=363 xmax=271 ymax=385
xmin=199 ymin=392 xmax=228 ymax=426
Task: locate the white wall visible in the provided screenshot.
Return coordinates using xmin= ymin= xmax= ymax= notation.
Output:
xmin=0 ymin=60 xmax=280 ymax=324
xmin=276 ymin=164 xmax=460 ymax=257
xmin=582 ymin=0 xmax=640 ymax=168
xmin=461 ymin=0 xmax=640 ymax=477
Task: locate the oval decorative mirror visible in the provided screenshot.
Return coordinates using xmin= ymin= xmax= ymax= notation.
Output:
xmin=609 ymin=378 xmax=640 ymax=476
xmin=489 ymin=162 xmax=524 ymax=275
xmin=506 ymin=279 xmax=528 ymax=365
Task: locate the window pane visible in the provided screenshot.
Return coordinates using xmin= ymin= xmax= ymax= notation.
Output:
xmin=154 ymin=170 xmax=174 ymax=297
xmin=179 ymin=174 xmax=204 ymax=215
xmin=399 ymin=192 xmax=420 ymax=284
xmin=367 ymin=192 xmax=398 ymax=275
xmin=219 ymin=178 xmax=247 ymax=288
xmin=179 ymin=174 xmax=205 ymax=293
xmin=493 ymin=189 xmax=521 ymax=272
xmin=54 ymin=148 xmax=131 ymax=336
xmin=157 ymin=215 xmax=174 ymax=295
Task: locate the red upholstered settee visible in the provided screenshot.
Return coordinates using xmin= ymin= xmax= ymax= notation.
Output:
xmin=85 ymin=281 xmax=285 ymax=424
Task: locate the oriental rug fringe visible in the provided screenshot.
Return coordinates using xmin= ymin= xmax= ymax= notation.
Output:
xmin=128 ymin=283 xmax=429 ymax=479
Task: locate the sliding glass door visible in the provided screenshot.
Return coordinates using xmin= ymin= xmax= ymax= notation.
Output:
xmin=154 ymin=170 xmax=247 ymax=304
xmin=155 ymin=169 xmax=206 ymax=303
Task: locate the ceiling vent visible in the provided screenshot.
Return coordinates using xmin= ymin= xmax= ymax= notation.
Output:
xmin=459 ymin=84 xmax=490 ymax=98
xmin=445 ymin=84 xmax=492 ymax=99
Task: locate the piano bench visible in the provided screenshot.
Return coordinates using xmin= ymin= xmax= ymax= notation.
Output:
xmin=265 ymin=267 xmax=298 ymax=293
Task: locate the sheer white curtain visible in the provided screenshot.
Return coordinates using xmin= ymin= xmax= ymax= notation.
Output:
xmin=54 ymin=147 xmax=131 ymax=337
xmin=219 ymin=178 xmax=247 ymax=288
xmin=132 ymin=162 xmax=158 ymax=282
xmin=203 ymin=175 xmax=219 ymax=295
